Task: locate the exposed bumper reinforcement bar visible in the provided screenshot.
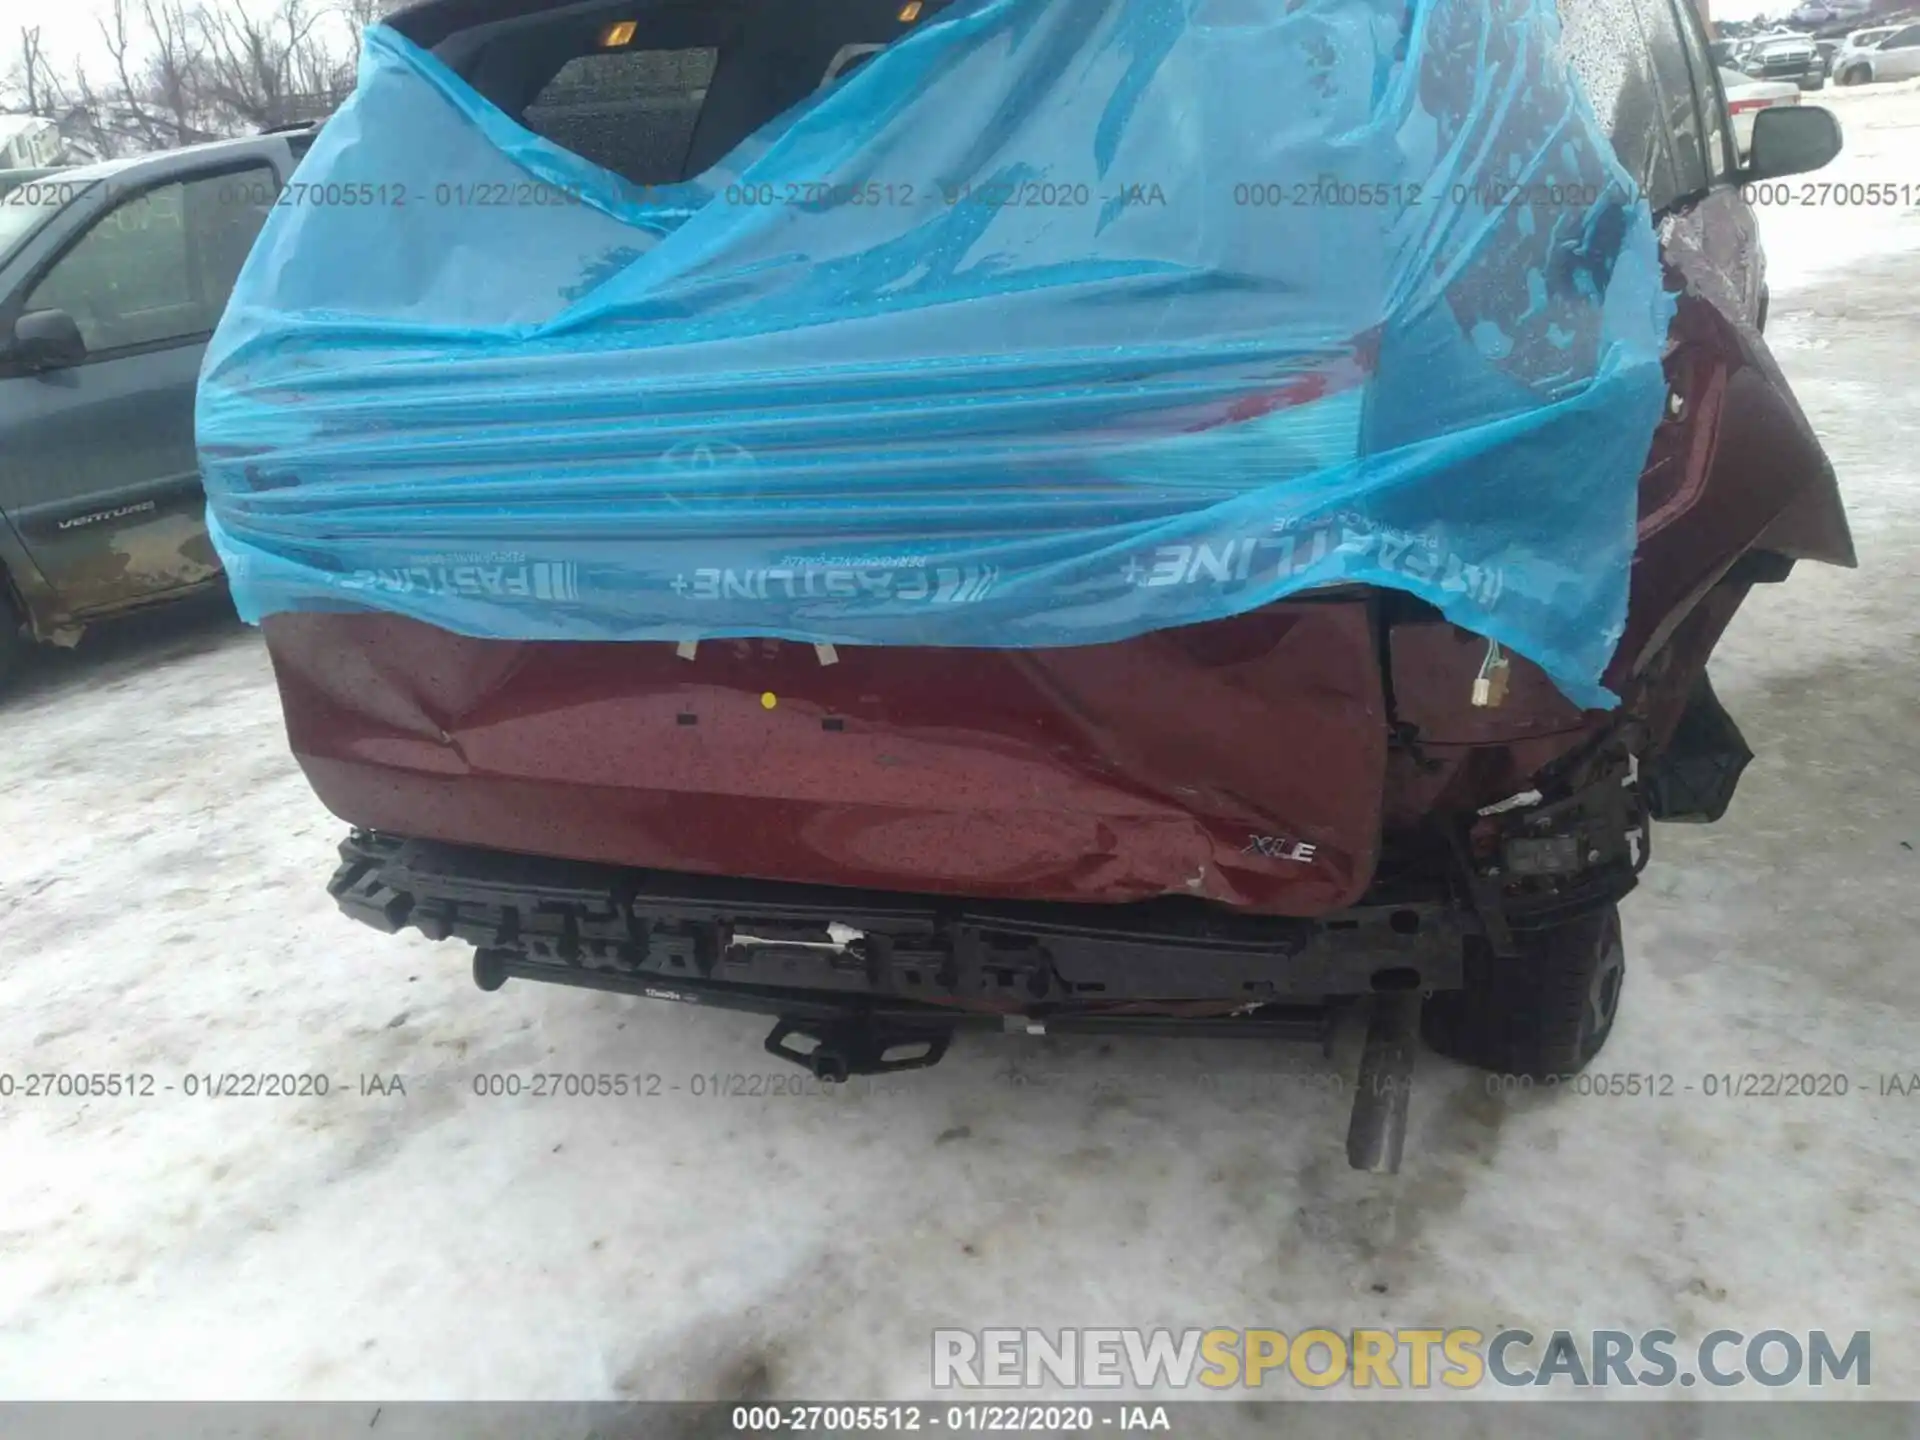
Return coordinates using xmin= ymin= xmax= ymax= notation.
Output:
xmin=331 ymin=830 xmax=1451 ymax=1170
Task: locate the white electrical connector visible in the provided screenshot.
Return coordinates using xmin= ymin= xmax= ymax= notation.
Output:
xmin=1470 ymin=637 xmax=1510 ymax=708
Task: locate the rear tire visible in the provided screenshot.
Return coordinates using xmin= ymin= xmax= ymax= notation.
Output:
xmin=1421 ymin=905 xmax=1625 ymax=1079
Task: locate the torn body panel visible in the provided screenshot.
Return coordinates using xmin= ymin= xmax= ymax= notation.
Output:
xmin=1609 ymin=192 xmax=1855 ymax=692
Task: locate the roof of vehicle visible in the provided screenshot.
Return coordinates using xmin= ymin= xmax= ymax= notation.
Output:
xmin=381 ymin=0 xmax=937 ymax=48
xmin=22 ymin=129 xmax=311 ymax=196
xmin=25 ymin=150 xmax=144 ymax=187
xmin=384 ymin=0 xmax=583 ymax=47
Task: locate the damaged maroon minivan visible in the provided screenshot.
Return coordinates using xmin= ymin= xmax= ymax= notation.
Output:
xmin=258 ymin=0 xmax=1852 ymax=1168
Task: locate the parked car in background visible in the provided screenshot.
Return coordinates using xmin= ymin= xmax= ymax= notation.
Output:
xmin=1834 ymin=21 xmax=1920 ymax=81
xmin=1789 ymin=0 xmax=1874 ymax=24
xmin=1744 ymin=32 xmax=1828 ymax=87
xmin=1832 ymin=23 xmax=1901 ymax=81
xmin=1720 ymin=68 xmax=1805 ymax=162
xmin=0 ymin=129 xmax=313 ymax=688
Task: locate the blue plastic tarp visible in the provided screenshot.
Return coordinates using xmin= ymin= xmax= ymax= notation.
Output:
xmin=198 ymin=0 xmax=1676 ymax=709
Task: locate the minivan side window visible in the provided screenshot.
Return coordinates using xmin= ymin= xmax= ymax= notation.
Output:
xmin=23 ymin=165 xmax=276 ymax=355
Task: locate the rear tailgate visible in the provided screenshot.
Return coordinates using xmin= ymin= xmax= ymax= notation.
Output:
xmin=263 ymin=599 xmax=1388 ymax=917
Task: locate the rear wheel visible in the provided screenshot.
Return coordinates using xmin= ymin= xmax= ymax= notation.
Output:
xmin=1421 ymin=905 xmax=1625 ymax=1078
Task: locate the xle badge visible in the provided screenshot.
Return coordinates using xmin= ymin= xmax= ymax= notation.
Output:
xmin=1244 ymin=834 xmax=1318 ymax=863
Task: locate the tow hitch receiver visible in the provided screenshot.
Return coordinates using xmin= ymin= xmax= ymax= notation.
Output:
xmin=764 ymin=1017 xmax=953 ymax=1081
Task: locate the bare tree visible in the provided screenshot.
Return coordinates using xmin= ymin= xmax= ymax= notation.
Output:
xmin=195 ymin=0 xmax=353 ymax=130
xmin=10 ymin=26 xmax=57 ymax=115
xmin=334 ymin=0 xmax=391 ymax=41
xmin=3 ymin=0 xmax=376 ymax=159
xmin=5 ymin=28 xmax=114 ymax=160
xmin=144 ymin=1 xmax=222 ymax=144
xmin=95 ymin=0 xmax=198 ymax=148
xmin=54 ymin=66 xmax=122 ymax=158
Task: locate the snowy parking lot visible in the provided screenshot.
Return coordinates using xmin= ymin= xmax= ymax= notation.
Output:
xmin=2 ymin=84 xmax=1918 ymax=1413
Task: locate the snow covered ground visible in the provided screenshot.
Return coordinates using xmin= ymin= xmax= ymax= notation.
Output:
xmin=1 ymin=87 xmax=1918 ymax=1415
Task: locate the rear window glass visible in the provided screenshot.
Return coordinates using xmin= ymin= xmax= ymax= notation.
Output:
xmin=521 ymin=48 xmax=718 ymax=185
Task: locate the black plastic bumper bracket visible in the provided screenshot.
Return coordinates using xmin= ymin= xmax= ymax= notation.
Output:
xmin=764 ymin=1018 xmax=952 ymax=1082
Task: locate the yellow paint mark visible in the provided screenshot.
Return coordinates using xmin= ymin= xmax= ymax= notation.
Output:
xmin=761 ymin=691 xmax=778 ymax=710
xmin=898 ymin=1 xmax=922 ymax=19
xmin=600 ymin=18 xmax=637 ymax=47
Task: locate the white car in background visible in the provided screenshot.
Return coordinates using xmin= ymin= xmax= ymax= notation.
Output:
xmin=1830 ymin=23 xmax=1899 ymax=81
xmin=1719 ymin=68 xmax=1804 ymax=164
xmin=1832 ymin=22 xmax=1920 ymax=85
